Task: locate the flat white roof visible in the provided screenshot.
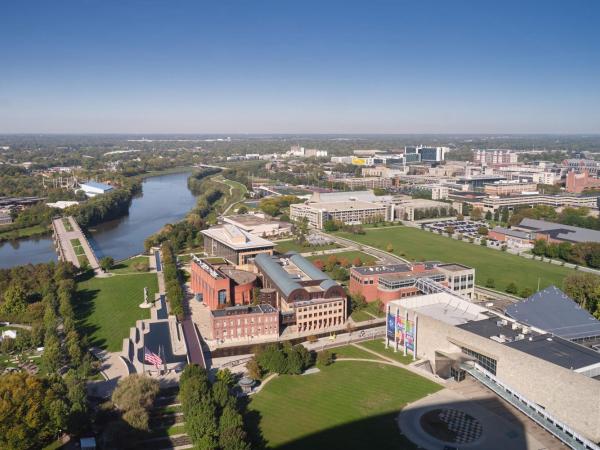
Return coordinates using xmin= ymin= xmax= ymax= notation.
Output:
xmin=201 ymin=225 xmax=274 ymax=250
xmin=389 ymin=293 xmax=488 ymax=326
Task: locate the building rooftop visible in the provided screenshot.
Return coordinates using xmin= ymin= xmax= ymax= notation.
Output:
xmin=255 ymin=252 xmax=339 ymax=298
xmin=80 ymin=181 xmax=113 ymax=191
xmin=297 ymin=199 xmax=386 ymax=211
xmin=458 ymin=316 xmax=600 ymax=371
xmin=308 ymin=190 xmax=387 ymax=203
xmin=223 ymin=213 xmax=288 ymax=228
xmin=516 ymin=218 xmax=600 ymax=243
xmin=505 ymin=286 xmax=600 ymax=340
xmin=390 ymin=293 xmax=489 ymax=326
xmin=201 ymin=224 xmax=274 ymax=250
xmin=491 ymin=226 xmax=531 ymax=240
xmin=436 ymin=263 xmax=472 ymax=272
xmin=212 ymin=303 xmax=277 ymax=317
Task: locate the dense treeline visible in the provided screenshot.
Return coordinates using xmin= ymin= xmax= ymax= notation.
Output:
xmin=179 ymin=365 xmax=250 ymax=450
xmin=187 ymin=168 xmax=222 ymax=195
xmin=0 ymin=261 xmax=91 ymax=449
xmin=71 ymin=183 xmax=140 ymax=227
xmin=509 ymin=205 xmax=600 ymax=231
xmin=564 ymin=273 xmax=600 ymax=319
xmin=161 ymin=242 xmax=184 ymax=317
xmin=532 ymin=239 xmax=600 ymax=268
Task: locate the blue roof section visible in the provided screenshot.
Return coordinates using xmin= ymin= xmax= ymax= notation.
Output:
xmin=80 ymin=181 xmax=113 ymax=191
xmin=505 ymin=285 xmax=600 ymax=340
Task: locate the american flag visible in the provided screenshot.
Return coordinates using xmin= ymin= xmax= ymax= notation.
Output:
xmin=144 ymin=347 xmax=162 ymax=368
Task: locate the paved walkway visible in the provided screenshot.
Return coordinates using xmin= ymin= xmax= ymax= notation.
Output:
xmin=87 ymin=347 xmax=131 ymax=398
xmin=52 ymin=216 xmax=100 ymax=271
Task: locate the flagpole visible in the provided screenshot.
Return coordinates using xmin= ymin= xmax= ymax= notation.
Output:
xmin=142 ymin=331 xmax=145 ymax=376
xmin=162 ymin=344 xmax=167 ymax=375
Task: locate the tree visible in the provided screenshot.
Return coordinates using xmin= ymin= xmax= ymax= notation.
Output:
xmin=485 ymin=210 xmax=493 ymax=220
xmin=0 ymin=282 xmax=27 ymax=317
xmin=485 ymin=278 xmax=495 ymax=288
xmin=313 ymin=259 xmax=324 ymax=271
xmin=323 ymin=220 xmax=340 ymax=232
xmin=520 ymin=287 xmax=533 ymax=298
xmin=501 ymin=208 xmax=510 ymax=223
xmin=386 ymin=243 xmax=394 ymax=252
xmin=186 ymin=397 xmax=218 ymax=448
xmin=0 ymin=373 xmax=61 ymax=450
xmin=237 ymin=205 xmax=248 ymax=214
xmin=480 ymin=237 xmax=487 ymax=246
xmin=350 ymin=293 xmax=367 ymax=313
xmin=470 ymin=207 xmax=483 ymax=220
xmin=112 ymin=374 xmax=160 ymax=413
xmin=456 ymin=213 xmax=464 ymax=220
xmin=99 ymin=256 xmax=115 ymax=272
xmin=505 ymin=282 xmax=518 ymax=295
xmin=245 ymin=357 xmax=262 ymax=380
xmin=317 ymin=350 xmax=334 ymax=367
xmin=532 ymin=239 xmax=547 ymax=256
xmin=212 ymin=379 xmax=232 ymax=409
xmin=477 ymin=226 xmax=488 ymax=236
xmin=444 ymin=226 xmax=455 ymax=236
xmin=219 ymin=404 xmax=250 ymax=450
xmin=352 ymin=256 xmax=363 ymax=267
xmin=564 ymin=273 xmax=600 ymax=316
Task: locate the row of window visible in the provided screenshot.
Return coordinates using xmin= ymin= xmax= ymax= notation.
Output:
xmin=461 ymin=346 xmax=497 ymax=375
xmin=298 ymin=309 xmax=343 ymax=320
xmin=215 ymin=315 xmax=277 ymax=327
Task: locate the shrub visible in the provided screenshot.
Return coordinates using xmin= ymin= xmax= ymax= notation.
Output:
xmin=317 ymin=350 xmax=334 ymax=367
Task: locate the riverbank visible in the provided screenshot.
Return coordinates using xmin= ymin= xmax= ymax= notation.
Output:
xmin=0 ymin=224 xmax=50 ymax=243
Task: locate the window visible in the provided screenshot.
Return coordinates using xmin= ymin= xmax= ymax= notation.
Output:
xmin=461 ymin=347 xmax=497 ymax=375
xmin=218 ymin=289 xmax=227 ymax=305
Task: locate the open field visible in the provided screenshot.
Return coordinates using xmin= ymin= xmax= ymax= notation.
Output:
xmin=357 ymin=339 xmax=415 ymax=365
xmin=248 ymin=360 xmax=440 ymax=449
xmin=335 ymin=227 xmax=574 ymax=293
xmin=75 ymin=272 xmax=158 ymax=351
xmin=62 ymin=218 xmax=73 ymax=231
xmin=275 ymin=239 xmax=340 ymax=254
xmin=111 ymin=255 xmax=150 ymax=274
xmin=307 ymin=250 xmax=377 ymax=266
xmin=214 ymin=176 xmax=248 ymax=213
xmin=330 ymin=344 xmax=381 ymax=360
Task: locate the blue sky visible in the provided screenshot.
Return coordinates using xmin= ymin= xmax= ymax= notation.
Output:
xmin=1 ymin=0 xmax=599 ymax=133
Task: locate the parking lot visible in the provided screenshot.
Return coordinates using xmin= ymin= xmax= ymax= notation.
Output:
xmin=421 ymin=219 xmax=505 ymax=248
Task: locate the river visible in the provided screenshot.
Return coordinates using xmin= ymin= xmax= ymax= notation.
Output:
xmin=0 ymin=172 xmax=196 ymax=269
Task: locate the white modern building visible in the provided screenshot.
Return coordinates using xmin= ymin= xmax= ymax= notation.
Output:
xmin=79 ymin=181 xmax=114 ymax=197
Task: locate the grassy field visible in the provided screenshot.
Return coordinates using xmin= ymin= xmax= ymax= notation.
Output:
xmin=111 ymin=255 xmax=150 ymax=274
xmin=275 ymin=239 xmax=340 ymax=254
xmin=214 ymin=176 xmax=248 ymax=213
xmin=357 ymin=340 xmax=415 ymax=365
xmin=62 ymin=217 xmax=73 ymax=231
xmin=330 ymin=344 xmax=381 ymax=360
xmin=307 ymin=250 xmax=377 ymax=266
xmin=75 ymin=272 xmax=158 ymax=351
xmin=248 ymin=360 xmax=440 ymax=449
xmin=335 ymin=227 xmax=574 ymax=293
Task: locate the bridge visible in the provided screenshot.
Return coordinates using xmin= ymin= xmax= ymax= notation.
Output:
xmin=52 ymin=216 xmax=100 ymax=271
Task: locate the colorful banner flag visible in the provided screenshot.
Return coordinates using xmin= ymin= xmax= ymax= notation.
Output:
xmin=386 ymin=313 xmax=395 ymax=338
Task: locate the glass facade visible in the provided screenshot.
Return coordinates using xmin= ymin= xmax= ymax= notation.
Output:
xmin=461 ymin=346 xmax=497 ymax=375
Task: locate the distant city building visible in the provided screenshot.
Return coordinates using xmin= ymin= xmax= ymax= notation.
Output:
xmin=79 ymin=181 xmax=113 ymax=197
xmin=405 ymin=146 xmax=449 ymax=162
xmin=361 ymin=166 xmax=408 ymax=178
xmin=290 ymin=191 xmax=393 ymax=228
xmin=255 ymin=252 xmax=347 ymax=333
xmin=288 ymin=145 xmax=327 ymax=158
xmin=562 ymin=158 xmax=600 ymax=176
xmin=393 ymin=198 xmax=456 ymax=221
xmin=337 ymin=177 xmax=392 ymax=190
xmin=190 ymin=256 xmax=257 ymax=310
xmin=488 ymin=226 xmax=533 ymax=249
xmin=386 ymin=292 xmax=600 ymax=444
xmin=565 ymin=170 xmax=600 ymax=193
xmin=201 ymin=224 xmax=275 ymax=266
xmin=473 ymin=149 xmax=518 ymax=165
xmin=532 ymin=171 xmax=560 ymax=185
xmin=483 ymin=181 xmax=538 ymax=196
xmin=350 ymin=262 xmax=475 ymax=305
xmin=431 ymin=186 xmax=449 ymax=200
xmin=330 ymin=156 xmax=354 ymax=164
xmin=479 ymin=193 xmax=599 ymax=212
xmin=46 ymin=200 xmax=79 ymax=209
xmin=221 ymin=213 xmax=292 ymax=237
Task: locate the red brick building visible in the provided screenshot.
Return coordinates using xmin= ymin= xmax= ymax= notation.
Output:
xmin=566 ymin=170 xmax=600 ymax=193
xmin=210 ymin=304 xmax=279 ymax=341
xmin=349 ymin=262 xmax=475 ymax=306
xmin=190 ymin=256 xmax=257 ymax=310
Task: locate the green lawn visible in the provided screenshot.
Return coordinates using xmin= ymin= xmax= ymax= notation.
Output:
xmin=275 ymin=239 xmax=340 ymax=254
xmin=307 ymin=251 xmax=377 ymax=266
xmin=330 ymin=344 xmax=381 ymax=360
xmin=356 ymin=340 xmax=415 ymax=365
xmin=62 ymin=217 xmax=73 ymax=232
xmin=75 ymin=272 xmax=158 ymax=351
xmin=111 ymin=256 xmax=150 ymax=274
xmin=70 ymin=238 xmax=84 ymax=255
xmin=248 ymin=361 xmax=440 ymax=449
xmin=335 ymin=227 xmax=574 ymax=293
